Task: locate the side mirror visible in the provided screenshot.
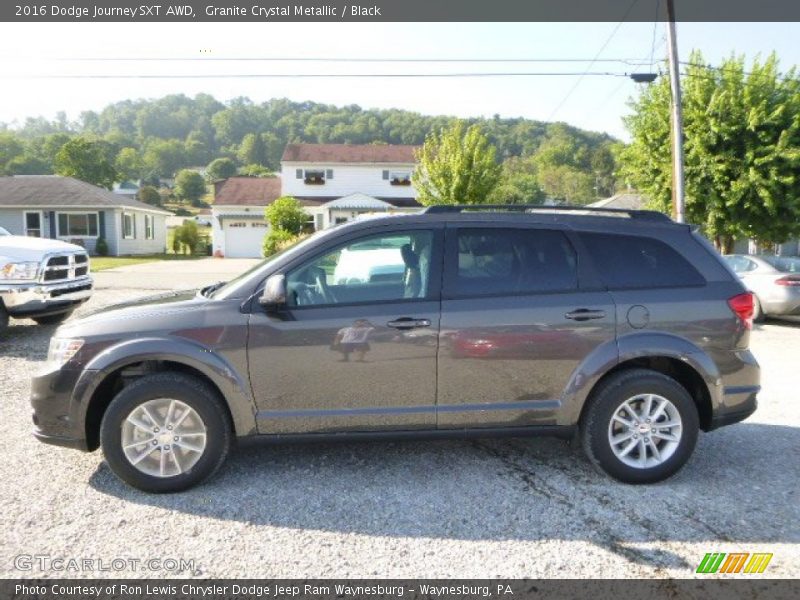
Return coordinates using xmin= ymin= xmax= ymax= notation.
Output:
xmin=259 ymin=274 xmax=287 ymax=310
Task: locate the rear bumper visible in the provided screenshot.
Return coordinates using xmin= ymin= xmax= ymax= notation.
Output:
xmin=708 ymin=385 xmax=759 ymax=431
xmin=0 ymin=277 xmax=92 ymax=317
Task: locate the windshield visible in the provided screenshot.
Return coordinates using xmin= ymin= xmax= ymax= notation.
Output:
xmin=762 ymin=256 xmax=800 ymax=273
xmin=212 ymin=228 xmax=335 ymax=300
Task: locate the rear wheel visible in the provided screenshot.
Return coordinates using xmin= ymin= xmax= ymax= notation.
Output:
xmin=33 ymin=310 xmax=73 ymax=326
xmin=581 ymin=369 xmax=699 ymax=484
xmin=100 ymin=372 xmax=232 ymax=493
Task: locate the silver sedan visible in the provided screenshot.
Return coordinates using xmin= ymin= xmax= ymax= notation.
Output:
xmin=724 ymin=254 xmax=800 ymax=321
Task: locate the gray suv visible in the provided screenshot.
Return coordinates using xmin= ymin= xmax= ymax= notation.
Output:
xmin=31 ymin=206 xmax=760 ymax=492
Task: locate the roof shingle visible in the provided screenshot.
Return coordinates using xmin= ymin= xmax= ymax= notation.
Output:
xmin=0 ymin=175 xmax=171 ymax=214
xmin=281 ymin=143 xmax=419 ymax=164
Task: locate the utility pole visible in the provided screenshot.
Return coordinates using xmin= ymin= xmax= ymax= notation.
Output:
xmin=665 ymin=0 xmax=685 ymax=223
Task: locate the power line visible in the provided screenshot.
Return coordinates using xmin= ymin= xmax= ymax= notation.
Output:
xmin=7 ymin=71 xmax=635 ymax=80
xmin=547 ymin=0 xmax=642 ymax=122
xmin=50 ymin=56 xmax=654 ymax=64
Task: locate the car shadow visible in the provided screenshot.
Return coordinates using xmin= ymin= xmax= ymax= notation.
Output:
xmin=88 ymin=421 xmax=799 ymax=569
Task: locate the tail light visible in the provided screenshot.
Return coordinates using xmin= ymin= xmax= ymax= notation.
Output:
xmin=775 ymin=276 xmax=800 ymax=286
xmin=728 ymin=292 xmax=754 ymax=329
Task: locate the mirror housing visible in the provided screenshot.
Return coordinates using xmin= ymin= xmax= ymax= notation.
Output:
xmin=259 ymin=274 xmax=287 ymax=310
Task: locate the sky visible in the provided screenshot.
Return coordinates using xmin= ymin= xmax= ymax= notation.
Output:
xmin=0 ymin=19 xmax=798 ymax=141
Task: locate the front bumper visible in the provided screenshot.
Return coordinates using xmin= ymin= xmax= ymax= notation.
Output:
xmin=30 ymin=365 xmax=89 ymax=451
xmin=0 ymin=276 xmax=92 ymax=317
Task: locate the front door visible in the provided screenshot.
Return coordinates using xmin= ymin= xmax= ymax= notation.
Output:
xmin=437 ymin=225 xmax=617 ymax=429
xmin=248 ymin=227 xmax=443 ymax=434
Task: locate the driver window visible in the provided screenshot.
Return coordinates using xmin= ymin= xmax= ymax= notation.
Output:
xmin=286 ymin=231 xmax=434 ymax=307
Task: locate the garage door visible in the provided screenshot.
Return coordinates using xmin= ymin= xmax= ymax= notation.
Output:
xmin=224 ymin=220 xmax=268 ymax=258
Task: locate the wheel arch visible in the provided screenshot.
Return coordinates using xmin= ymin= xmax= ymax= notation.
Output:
xmin=561 ymin=332 xmax=721 ymax=432
xmin=74 ymin=338 xmax=257 ymax=451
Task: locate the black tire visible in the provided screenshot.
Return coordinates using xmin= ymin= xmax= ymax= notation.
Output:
xmin=100 ymin=372 xmax=232 ymax=493
xmin=581 ymin=368 xmax=699 ymax=484
xmin=752 ymin=295 xmax=766 ymax=323
xmin=0 ymin=303 xmax=8 ymax=331
xmin=32 ymin=310 xmax=73 ymax=326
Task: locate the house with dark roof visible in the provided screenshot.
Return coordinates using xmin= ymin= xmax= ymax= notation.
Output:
xmin=0 ymin=175 xmax=171 ymax=256
xmin=211 ymin=144 xmax=423 ymax=258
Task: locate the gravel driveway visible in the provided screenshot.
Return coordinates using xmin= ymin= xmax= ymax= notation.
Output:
xmin=1 ymin=261 xmax=797 ymax=578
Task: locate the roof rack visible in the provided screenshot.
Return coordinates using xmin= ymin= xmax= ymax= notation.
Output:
xmin=423 ymin=204 xmax=673 ymax=223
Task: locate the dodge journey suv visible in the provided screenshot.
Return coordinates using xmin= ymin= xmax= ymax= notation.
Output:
xmin=31 ymin=206 xmax=760 ymax=492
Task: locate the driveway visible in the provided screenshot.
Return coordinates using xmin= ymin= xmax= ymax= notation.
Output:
xmin=93 ymin=257 xmax=261 ymax=291
xmin=0 ymin=263 xmax=797 ymax=578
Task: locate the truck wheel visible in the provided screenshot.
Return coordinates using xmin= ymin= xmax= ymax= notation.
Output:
xmin=33 ymin=310 xmax=73 ymax=326
xmin=581 ymin=369 xmax=699 ymax=484
xmin=100 ymin=372 xmax=232 ymax=493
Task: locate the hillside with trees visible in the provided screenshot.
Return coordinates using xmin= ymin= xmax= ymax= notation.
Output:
xmin=0 ymin=95 xmax=621 ymax=203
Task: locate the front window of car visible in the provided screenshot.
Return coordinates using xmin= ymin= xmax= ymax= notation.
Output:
xmin=762 ymin=256 xmax=800 ymax=273
xmin=286 ymin=230 xmax=434 ymax=306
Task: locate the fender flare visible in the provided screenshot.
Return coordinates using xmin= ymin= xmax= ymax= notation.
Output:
xmin=559 ymin=331 xmax=721 ymax=425
xmin=72 ymin=337 xmax=257 ymax=438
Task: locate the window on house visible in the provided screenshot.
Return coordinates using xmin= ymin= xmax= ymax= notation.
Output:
xmin=304 ymin=169 xmax=326 ymax=185
xmin=326 ymin=169 xmax=334 ymax=179
xmin=389 ymin=171 xmax=412 ymax=186
xmin=57 ymin=213 xmax=98 ymax=237
xmin=295 ymin=169 xmax=303 ymax=179
xmin=144 ymin=214 xmax=154 ymax=240
xmin=24 ymin=212 xmax=42 ymax=237
xmin=122 ymin=213 xmax=136 ymax=239
xmin=382 ymin=170 xmax=389 ymax=180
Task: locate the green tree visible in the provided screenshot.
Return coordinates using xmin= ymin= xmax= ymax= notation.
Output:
xmin=54 ymin=137 xmax=118 ymax=189
xmin=174 ymin=169 xmax=207 ymax=206
xmin=237 ymin=132 xmax=268 ymax=165
xmin=619 ymin=51 xmax=800 ymax=251
xmin=262 ymin=228 xmax=298 ymax=257
xmin=265 ymin=196 xmax=307 ymax=234
xmin=137 ymin=185 xmax=162 ymax=206
xmin=413 ymin=121 xmax=501 ymax=205
xmin=142 ymin=139 xmax=187 ymax=179
xmin=115 ymin=147 xmax=143 ymax=181
xmin=206 ymin=157 xmax=237 ymax=181
xmin=238 ymin=164 xmax=274 ymax=177
xmin=488 ymin=156 xmax=547 ymax=204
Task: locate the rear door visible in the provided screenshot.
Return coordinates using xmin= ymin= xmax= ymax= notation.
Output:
xmin=437 ymin=224 xmax=616 ymax=429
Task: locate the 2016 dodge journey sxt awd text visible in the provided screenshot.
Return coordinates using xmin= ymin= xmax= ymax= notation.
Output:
xmin=31 ymin=205 xmax=760 ymax=492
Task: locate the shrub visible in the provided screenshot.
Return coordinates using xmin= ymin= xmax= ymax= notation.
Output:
xmin=94 ymin=237 xmax=109 ymax=256
xmin=262 ymin=229 xmax=297 ymax=257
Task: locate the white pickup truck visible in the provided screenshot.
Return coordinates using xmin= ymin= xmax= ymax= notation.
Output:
xmin=0 ymin=226 xmax=93 ymax=331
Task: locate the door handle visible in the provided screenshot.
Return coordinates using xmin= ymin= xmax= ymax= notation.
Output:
xmin=565 ymin=309 xmax=606 ymax=321
xmin=387 ymin=317 xmax=431 ymax=330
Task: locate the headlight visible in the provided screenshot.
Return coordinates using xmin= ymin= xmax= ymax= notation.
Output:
xmin=0 ymin=261 xmax=39 ymax=280
xmin=47 ymin=338 xmax=84 ymax=366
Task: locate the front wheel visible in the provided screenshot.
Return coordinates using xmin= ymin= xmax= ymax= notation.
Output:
xmin=581 ymin=369 xmax=699 ymax=484
xmin=100 ymin=372 xmax=232 ymax=493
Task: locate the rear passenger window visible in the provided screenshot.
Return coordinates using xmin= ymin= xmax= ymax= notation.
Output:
xmin=452 ymin=228 xmax=578 ymax=297
xmin=579 ymin=232 xmax=704 ymax=289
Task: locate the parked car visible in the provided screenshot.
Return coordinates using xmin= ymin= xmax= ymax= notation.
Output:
xmin=31 ymin=206 xmax=759 ymax=492
xmin=723 ymin=254 xmax=800 ymax=321
xmin=1 ymin=232 xmax=93 ymax=331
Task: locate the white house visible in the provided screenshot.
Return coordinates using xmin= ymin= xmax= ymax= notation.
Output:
xmin=211 ymin=144 xmax=422 ymax=258
xmin=0 ymin=175 xmax=170 ymax=256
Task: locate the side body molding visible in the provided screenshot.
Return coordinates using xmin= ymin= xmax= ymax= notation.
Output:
xmin=73 ymin=337 xmax=258 ymax=437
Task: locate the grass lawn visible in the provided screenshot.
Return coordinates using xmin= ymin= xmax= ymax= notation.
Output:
xmin=91 ymin=254 xmax=203 ymax=271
